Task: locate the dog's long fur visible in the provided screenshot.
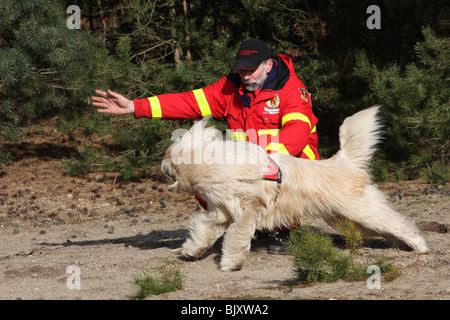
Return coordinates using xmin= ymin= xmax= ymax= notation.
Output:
xmin=161 ymin=106 xmax=429 ymax=271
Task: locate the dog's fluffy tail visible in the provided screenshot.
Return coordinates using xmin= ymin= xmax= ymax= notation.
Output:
xmin=334 ymin=106 xmax=383 ymax=168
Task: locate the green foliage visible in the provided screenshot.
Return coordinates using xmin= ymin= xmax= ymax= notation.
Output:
xmin=59 ymin=114 xmax=174 ymax=179
xmin=0 ymin=149 xmax=15 ymax=163
xmin=350 ymin=256 xmax=402 ymax=282
xmin=108 ymin=118 xmax=175 ymax=179
xmin=130 ymin=266 xmax=183 ymax=299
xmin=353 ymin=26 xmax=449 ymax=182
xmin=419 ymin=161 xmax=450 ymax=184
xmin=286 ymin=225 xmax=401 ymax=283
xmin=373 ymin=257 xmax=402 ymax=282
xmin=369 ymin=160 xmax=391 ymax=183
xmin=337 ymin=220 xmax=363 ymax=254
xmin=0 ymin=1 xmax=107 ymax=124
xmin=286 ymin=225 xmax=353 ymax=283
xmin=61 ymin=147 xmax=99 ymax=177
xmin=56 ymin=112 xmax=113 ymax=136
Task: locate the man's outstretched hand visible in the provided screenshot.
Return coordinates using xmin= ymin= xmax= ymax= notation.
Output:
xmin=92 ymin=90 xmax=135 ymax=115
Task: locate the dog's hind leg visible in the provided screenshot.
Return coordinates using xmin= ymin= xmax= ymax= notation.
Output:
xmin=220 ymin=203 xmax=259 ymax=272
xmin=181 ymin=209 xmax=229 ymax=260
xmin=333 ymin=185 xmax=429 ymax=253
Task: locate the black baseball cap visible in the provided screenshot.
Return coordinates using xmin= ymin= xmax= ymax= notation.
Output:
xmin=232 ymin=39 xmax=273 ymax=70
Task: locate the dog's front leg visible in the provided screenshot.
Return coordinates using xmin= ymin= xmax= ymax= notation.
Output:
xmin=220 ymin=209 xmax=257 ymax=272
xmin=181 ymin=210 xmax=229 ymax=260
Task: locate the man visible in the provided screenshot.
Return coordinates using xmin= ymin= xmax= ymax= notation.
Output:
xmin=92 ymin=39 xmax=319 ymax=253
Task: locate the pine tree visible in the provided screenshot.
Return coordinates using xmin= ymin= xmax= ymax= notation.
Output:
xmin=353 ymin=27 xmax=449 ymax=182
xmin=0 ymin=0 xmax=109 ymax=159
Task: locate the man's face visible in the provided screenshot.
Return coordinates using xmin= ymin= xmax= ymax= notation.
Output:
xmin=237 ymin=60 xmax=272 ymax=92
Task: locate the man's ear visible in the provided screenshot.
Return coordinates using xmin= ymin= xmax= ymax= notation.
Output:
xmin=266 ymin=59 xmax=274 ymax=74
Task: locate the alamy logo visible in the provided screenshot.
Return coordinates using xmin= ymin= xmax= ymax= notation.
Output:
xmin=366 ymin=265 xmax=381 ymax=289
xmin=66 ymin=5 xmax=81 ymax=30
xmin=66 ymin=265 xmax=81 ymax=290
xmin=366 ymin=5 xmax=381 ymax=30
xmin=169 ymin=124 xmax=281 ymax=166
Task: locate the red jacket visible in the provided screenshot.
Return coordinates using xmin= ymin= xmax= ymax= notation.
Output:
xmin=133 ymin=54 xmax=319 ymax=160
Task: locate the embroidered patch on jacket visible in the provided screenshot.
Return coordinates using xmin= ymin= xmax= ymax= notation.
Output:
xmin=264 ymin=107 xmax=280 ymax=114
xmin=299 ymin=88 xmax=309 ymax=102
xmin=266 ymin=93 xmax=280 ymax=109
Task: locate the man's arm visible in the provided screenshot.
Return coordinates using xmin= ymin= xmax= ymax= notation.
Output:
xmin=132 ymin=78 xmax=233 ymax=120
xmin=132 ymin=90 xmax=212 ymax=120
xmin=266 ymin=88 xmax=319 ymax=159
xmin=93 ymin=77 xmax=232 ymax=120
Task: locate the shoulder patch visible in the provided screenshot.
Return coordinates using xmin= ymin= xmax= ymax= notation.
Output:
xmin=299 ymin=87 xmax=309 ymax=102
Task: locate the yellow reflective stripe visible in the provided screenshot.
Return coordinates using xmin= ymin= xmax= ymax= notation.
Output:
xmin=230 ymin=131 xmax=247 ymax=141
xmin=265 ymin=143 xmax=289 ymax=155
xmin=258 ymin=129 xmax=280 ymax=136
xmin=281 ymin=112 xmax=311 ymax=130
xmin=192 ymin=88 xmax=212 ymax=117
xmin=302 ymin=145 xmax=316 ymax=160
xmin=148 ymin=96 xmax=162 ymax=119
xmin=266 ymin=142 xmax=315 ymax=158
xmin=311 ymin=125 xmax=316 ymax=133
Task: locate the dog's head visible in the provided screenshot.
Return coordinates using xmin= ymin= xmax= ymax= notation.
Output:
xmin=161 ymin=117 xmax=220 ymax=187
xmin=161 ymin=116 xmax=274 ymax=190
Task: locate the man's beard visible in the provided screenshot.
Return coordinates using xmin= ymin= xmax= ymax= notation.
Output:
xmin=243 ymin=65 xmax=268 ymax=92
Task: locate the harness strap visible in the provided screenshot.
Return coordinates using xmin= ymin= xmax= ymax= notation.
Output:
xmin=261 ymin=156 xmax=282 ymax=183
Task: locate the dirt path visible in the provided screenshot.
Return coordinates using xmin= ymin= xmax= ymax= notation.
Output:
xmin=0 ymin=153 xmax=448 ymax=300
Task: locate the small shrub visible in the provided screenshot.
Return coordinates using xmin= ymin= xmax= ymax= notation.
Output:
xmin=338 ymin=220 xmax=363 ymax=254
xmin=0 ymin=149 xmax=14 ymax=163
xmin=350 ymin=256 xmax=401 ymax=282
xmin=287 ymin=225 xmax=401 ymax=284
xmin=419 ymin=161 xmax=450 ymax=184
xmin=61 ymin=147 xmax=99 ymax=176
xmin=286 ymin=225 xmax=353 ymax=283
xmin=130 ymin=266 xmax=183 ymax=299
xmin=373 ymin=256 xmax=402 ymax=282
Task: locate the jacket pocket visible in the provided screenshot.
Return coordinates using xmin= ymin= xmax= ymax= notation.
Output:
xmin=261 ymin=112 xmax=281 ymax=126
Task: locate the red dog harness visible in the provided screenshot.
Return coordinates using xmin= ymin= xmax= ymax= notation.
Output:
xmin=261 ymin=156 xmax=282 ymax=183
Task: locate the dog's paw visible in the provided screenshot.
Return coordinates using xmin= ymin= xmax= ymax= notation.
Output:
xmin=220 ymin=265 xmax=241 ymax=272
xmin=181 ymin=241 xmax=205 ymax=260
xmin=219 ymin=258 xmax=243 ymax=272
xmin=180 ymin=249 xmax=201 ymax=260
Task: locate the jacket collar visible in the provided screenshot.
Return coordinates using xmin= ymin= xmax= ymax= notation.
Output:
xmin=263 ymin=54 xmax=290 ymax=91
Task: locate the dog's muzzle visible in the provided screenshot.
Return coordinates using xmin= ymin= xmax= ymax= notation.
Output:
xmin=161 ymin=158 xmax=177 ymax=185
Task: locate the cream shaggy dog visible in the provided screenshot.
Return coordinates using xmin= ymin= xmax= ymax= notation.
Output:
xmin=161 ymin=106 xmax=429 ymax=271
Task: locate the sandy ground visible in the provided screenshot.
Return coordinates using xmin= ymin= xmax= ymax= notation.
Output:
xmin=0 ymin=134 xmax=448 ymax=300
